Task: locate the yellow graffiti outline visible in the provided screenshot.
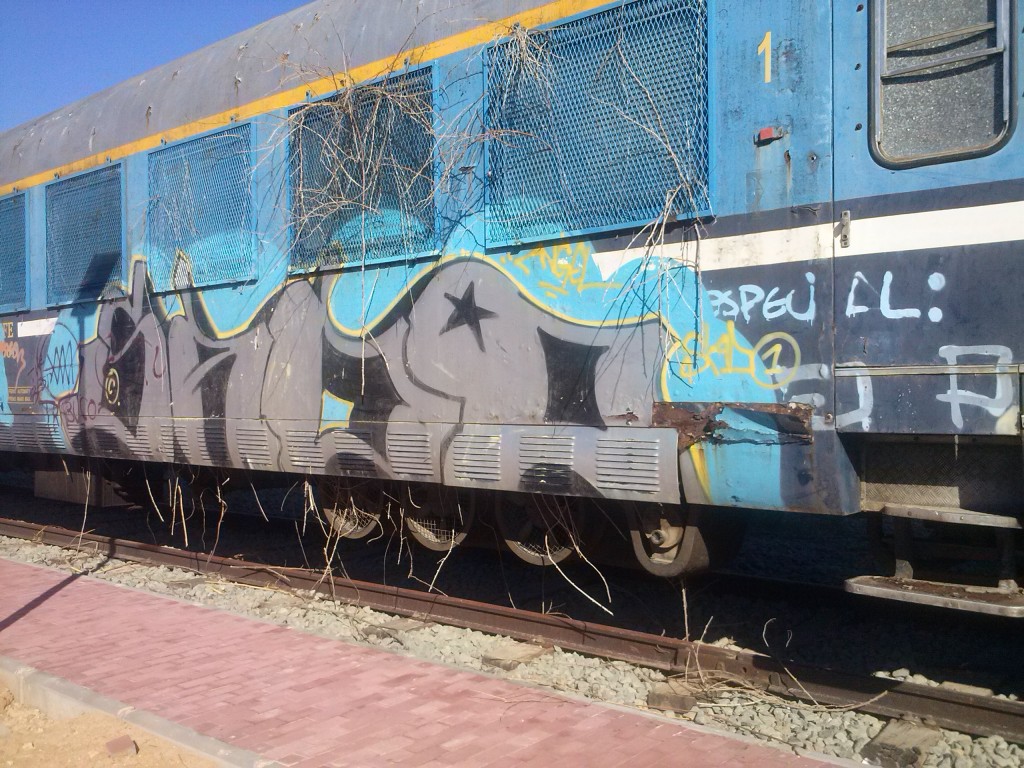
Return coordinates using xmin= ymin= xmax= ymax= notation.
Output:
xmin=475 ymin=251 xmax=656 ymax=329
xmin=752 ymin=332 xmax=801 ymax=388
xmin=500 ymin=242 xmax=622 ymax=297
xmin=326 ymin=249 xmax=647 ymax=338
xmin=103 ymin=367 xmax=120 ymax=407
xmin=687 ymin=443 xmax=713 ymax=501
xmin=326 ymin=262 xmax=437 ymax=337
xmin=188 ymin=282 xmax=298 ymax=340
xmin=318 ymin=390 xmax=355 ymax=434
xmin=137 ymin=251 xmax=298 ymax=340
xmin=666 ymin=320 xmax=800 ymax=393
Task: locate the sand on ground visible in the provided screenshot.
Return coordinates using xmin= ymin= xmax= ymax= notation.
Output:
xmin=0 ymin=686 xmax=215 ymax=767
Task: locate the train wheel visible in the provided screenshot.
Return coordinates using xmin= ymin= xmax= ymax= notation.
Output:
xmin=404 ymin=488 xmax=475 ymax=552
xmin=103 ymin=461 xmax=197 ymax=515
xmin=630 ymin=504 xmax=746 ymax=578
xmin=495 ymin=492 xmax=577 ymax=566
xmin=106 ymin=461 xmax=164 ymax=510
xmin=318 ymin=478 xmax=380 ymax=540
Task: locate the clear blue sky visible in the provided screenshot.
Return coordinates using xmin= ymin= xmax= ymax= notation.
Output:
xmin=0 ymin=0 xmax=311 ymax=132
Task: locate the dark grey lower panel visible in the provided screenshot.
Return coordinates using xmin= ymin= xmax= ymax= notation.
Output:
xmin=0 ymin=416 xmax=682 ymax=505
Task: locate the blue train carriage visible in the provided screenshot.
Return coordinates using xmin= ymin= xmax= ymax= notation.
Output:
xmin=0 ymin=0 xmax=1020 ymax=614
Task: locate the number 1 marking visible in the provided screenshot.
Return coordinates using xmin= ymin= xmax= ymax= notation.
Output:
xmin=758 ymin=31 xmax=772 ymax=83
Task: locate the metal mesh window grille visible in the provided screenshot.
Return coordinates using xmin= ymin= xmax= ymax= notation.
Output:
xmin=148 ymin=124 xmax=254 ymax=291
xmin=289 ymin=68 xmax=436 ymax=271
xmin=0 ymin=195 xmax=27 ymax=313
xmin=485 ymin=0 xmax=710 ymax=245
xmin=46 ymin=165 xmax=123 ymax=306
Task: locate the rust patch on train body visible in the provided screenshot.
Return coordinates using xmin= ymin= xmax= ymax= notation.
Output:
xmin=652 ymin=401 xmax=814 ymax=450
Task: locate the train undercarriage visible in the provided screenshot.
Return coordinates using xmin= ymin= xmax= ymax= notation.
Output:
xmin=9 ymin=430 xmax=1024 ymax=618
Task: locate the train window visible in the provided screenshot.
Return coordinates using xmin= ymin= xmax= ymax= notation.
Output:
xmin=147 ymin=124 xmax=255 ymax=291
xmin=484 ymin=0 xmax=710 ymax=246
xmin=288 ymin=67 xmax=436 ymax=271
xmin=0 ymin=194 xmax=27 ymax=314
xmin=872 ymin=0 xmax=1013 ymax=166
xmin=46 ymin=165 xmax=123 ymax=306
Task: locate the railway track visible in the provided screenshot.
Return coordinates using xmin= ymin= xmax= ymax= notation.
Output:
xmin=1 ymin=515 xmax=1022 ymax=744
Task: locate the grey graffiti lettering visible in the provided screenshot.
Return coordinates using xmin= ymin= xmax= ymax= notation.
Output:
xmin=709 ymin=272 xmax=815 ymax=324
xmin=834 ymin=366 xmax=874 ymax=431
xmin=879 ymin=271 xmax=921 ymax=320
xmin=845 ymin=271 xmax=872 ymax=318
xmin=846 ymin=270 xmax=944 ymax=322
xmin=936 ymin=345 xmax=1014 ymax=429
xmin=786 ymin=362 xmax=874 ymax=431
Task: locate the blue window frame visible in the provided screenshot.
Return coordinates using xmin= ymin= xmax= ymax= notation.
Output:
xmin=288 ymin=67 xmax=437 ymax=271
xmin=0 ymin=193 xmax=27 ymax=314
xmin=147 ymin=123 xmax=256 ymax=292
xmin=46 ymin=164 xmax=124 ymax=307
xmin=485 ymin=0 xmax=711 ymax=246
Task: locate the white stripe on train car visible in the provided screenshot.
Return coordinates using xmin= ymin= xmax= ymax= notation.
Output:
xmin=592 ymin=222 xmax=832 ymax=279
xmin=592 ymin=200 xmax=1024 ymax=280
xmin=841 ymin=200 xmax=1024 ymax=257
xmin=17 ymin=317 xmax=58 ymax=337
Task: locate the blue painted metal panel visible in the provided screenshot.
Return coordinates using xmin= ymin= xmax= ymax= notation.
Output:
xmin=148 ymin=124 xmax=255 ymax=291
xmin=833 ymin=1 xmax=1024 ymax=202
xmin=252 ymin=113 xmax=291 ymax=295
xmin=709 ymin=0 xmax=833 ymax=217
xmin=288 ymin=68 xmax=437 ymax=271
xmin=26 ymin=186 xmax=46 ymax=311
xmin=45 ymin=165 xmax=124 ymax=306
xmin=124 ymin=152 xmax=148 ymax=275
xmin=484 ymin=0 xmax=710 ymax=245
xmin=0 ymin=194 xmax=27 ymax=314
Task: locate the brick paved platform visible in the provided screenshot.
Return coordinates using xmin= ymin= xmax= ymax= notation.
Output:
xmin=0 ymin=558 xmax=831 ymax=767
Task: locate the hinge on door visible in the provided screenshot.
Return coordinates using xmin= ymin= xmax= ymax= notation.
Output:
xmin=839 ymin=210 xmax=852 ymax=248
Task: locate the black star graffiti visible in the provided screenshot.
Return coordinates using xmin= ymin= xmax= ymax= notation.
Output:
xmin=440 ymin=282 xmax=497 ymax=352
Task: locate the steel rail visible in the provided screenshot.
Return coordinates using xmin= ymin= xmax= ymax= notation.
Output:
xmin=2 ymin=516 xmax=1023 ymax=743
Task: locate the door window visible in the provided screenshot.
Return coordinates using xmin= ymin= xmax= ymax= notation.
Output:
xmin=872 ymin=0 xmax=1012 ymax=166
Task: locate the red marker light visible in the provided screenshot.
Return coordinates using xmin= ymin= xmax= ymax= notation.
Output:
xmin=754 ymin=126 xmax=784 ymax=145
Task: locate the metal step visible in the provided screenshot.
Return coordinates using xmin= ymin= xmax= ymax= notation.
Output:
xmin=880 ymin=504 xmax=1021 ymax=529
xmin=845 ymin=575 xmax=1024 ymax=618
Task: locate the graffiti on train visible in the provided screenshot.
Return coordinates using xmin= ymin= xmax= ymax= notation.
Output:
xmin=937 ymin=345 xmax=1016 ymax=430
xmin=845 ymin=270 xmax=946 ymax=323
xmin=708 ymin=272 xmax=815 ymax=323
xmin=498 ymin=242 xmax=622 ymax=299
xmin=709 ymin=270 xmax=947 ymax=326
xmin=787 ymin=345 xmax=1019 ymax=434
xmin=0 ymin=339 xmax=26 ymax=378
xmin=676 ymin=321 xmax=801 ymax=390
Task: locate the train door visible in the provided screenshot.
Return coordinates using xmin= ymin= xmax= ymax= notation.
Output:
xmin=668 ymin=1 xmax=861 ymax=516
xmin=831 ymin=0 xmax=1023 ymax=442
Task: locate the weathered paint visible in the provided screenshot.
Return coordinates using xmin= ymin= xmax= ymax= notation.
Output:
xmin=0 ymin=0 xmax=1021 ymax=521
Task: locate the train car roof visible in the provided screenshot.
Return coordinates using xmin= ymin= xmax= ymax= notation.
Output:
xmin=0 ymin=0 xmax=559 ymax=190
